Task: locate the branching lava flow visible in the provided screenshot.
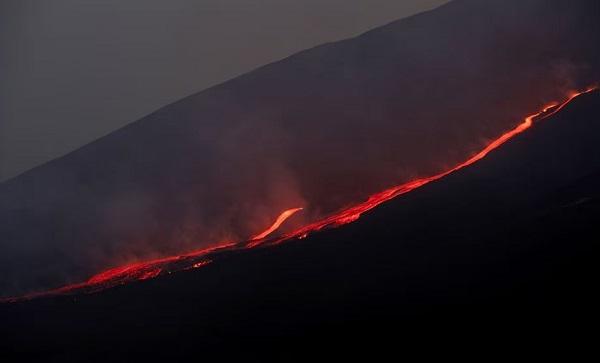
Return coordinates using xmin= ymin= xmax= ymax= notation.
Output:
xmin=2 ymin=86 xmax=596 ymax=303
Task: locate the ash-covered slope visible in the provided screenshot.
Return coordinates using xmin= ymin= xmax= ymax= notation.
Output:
xmin=1 ymin=0 xmax=600 ymax=296
xmin=1 ymin=88 xmax=599 ymax=361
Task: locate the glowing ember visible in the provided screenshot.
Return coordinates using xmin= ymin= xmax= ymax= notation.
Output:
xmin=191 ymin=260 xmax=212 ymax=269
xmin=2 ymin=86 xmax=596 ymax=303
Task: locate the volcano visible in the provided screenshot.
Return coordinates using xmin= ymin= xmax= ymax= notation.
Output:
xmin=1 ymin=0 xmax=600 ymax=297
xmin=2 ymin=80 xmax=599 ymax=361
xmin=1 ymin=0 xmax=600 ymax=360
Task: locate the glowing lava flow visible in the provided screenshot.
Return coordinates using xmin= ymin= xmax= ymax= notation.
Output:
xmin=260 ymin=86 xmax=599 ymax=245
xmin=0 ymin=243 xmax=237 ymax=303
xmin=2 ymin=86 xmax=596 ymax=303
xmin=251 ymin=208 xmax=304 ymax=241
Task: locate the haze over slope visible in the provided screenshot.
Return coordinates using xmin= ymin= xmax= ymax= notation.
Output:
xmin=0 ymin=0 xmax=449 ymax=181
xmin=1 ymin=0 xmax=599 ymax=296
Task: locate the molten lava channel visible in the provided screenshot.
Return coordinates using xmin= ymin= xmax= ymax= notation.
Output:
xmin=3 ymin=86 xmax=597 ymax=303
xmin=251 ymin=207 xmax=304 ymax=241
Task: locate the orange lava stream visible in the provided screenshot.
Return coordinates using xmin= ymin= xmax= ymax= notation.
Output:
xmin=2 ymin=86 xmax=596 ymax=303
xmin=250 ymin=207 xmax=304 ymax=241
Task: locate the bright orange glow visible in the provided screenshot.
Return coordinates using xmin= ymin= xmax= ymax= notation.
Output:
xmin=2 ymin=86 xmax=596 ymax=303
xmin=189 ymin=260 xmax=212 ymax=270
xmin=250 ymin=207 xmax=304 ymax=241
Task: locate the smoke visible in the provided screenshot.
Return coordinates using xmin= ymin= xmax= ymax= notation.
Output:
xmin=1 ymin=0 xmax=600 ymax=297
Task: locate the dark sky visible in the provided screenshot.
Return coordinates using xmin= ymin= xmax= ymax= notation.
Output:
xmin=0 ymin=0 xmax=449 ymax=181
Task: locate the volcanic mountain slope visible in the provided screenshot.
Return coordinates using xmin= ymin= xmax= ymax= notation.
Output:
xmin=1 ymin=0 xmax=600 ymax=297
xmin=1 ymin=90 xmax=599 ymax=360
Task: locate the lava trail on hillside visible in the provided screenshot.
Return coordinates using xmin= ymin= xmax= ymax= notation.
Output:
xmin=2 ymin=86 xmax=596 ymax=303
